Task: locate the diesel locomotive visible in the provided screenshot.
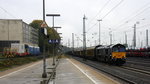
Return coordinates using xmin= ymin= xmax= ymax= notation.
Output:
xmin=73 ymin=44 xmax=126 ymax=65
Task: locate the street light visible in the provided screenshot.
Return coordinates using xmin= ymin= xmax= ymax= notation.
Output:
xmin=42 ymin=0 xmax=47 ymax=78
xmin=46 ymin=14 xmax=60 ymax=66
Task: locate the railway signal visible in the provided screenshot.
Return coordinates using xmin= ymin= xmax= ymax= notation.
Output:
xmin=41 ymin=21 xmax=48 ymax=35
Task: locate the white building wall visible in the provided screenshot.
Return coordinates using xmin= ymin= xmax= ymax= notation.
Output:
xmin=0 ymin=19 xmax=38 ymax=46
xmin=0 ymin=19 xmax=23 ymax=42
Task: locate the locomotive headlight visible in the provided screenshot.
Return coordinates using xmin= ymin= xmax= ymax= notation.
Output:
xmin=113 ymin=56 xmax=116 ymax=59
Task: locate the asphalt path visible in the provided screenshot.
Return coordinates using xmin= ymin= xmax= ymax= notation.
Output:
xmin=0 ymin=58 xmax=52 ymax=84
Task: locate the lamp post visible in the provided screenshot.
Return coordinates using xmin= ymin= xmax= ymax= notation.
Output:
xmin=42 ymin=0 xmax=47 ymax=78
xmin=46 ymin=14 xmax=60 ymax=66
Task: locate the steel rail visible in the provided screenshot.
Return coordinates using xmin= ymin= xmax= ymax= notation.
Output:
xmin=73 ymin=57 xmax=136 ymax=84
xmin=121 ymin=66 xmax=150 ymax=76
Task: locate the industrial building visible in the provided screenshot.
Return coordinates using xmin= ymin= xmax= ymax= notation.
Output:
xmin=0 ymin=19 xmax=38 ymax=52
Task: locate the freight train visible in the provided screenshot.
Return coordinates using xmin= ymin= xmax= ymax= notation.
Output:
xmin=72 ymin=44 xmax=126 ymax=65
xmin=3 ymin=43 xmax=40 ymax=57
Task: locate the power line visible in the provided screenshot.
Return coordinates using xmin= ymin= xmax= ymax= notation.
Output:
xmin=113 ymin=23 xmax=150 ymax=34
xmin=116 ymin=7 xmax=150 ymax=31
xmin=112 ymin=2 xmax=150 ymax=32
xmin=86 ymin=0 xmax=124 ymax=34
xmin=87 ymin=0 xmax=111 ymax=25
xmin=102 ymin=0 xmax=124 ymax=19
xmin=0 ymin=6 xmax=16 ymax=18
xmin=87 ymin=22 xmax=98 ymax=33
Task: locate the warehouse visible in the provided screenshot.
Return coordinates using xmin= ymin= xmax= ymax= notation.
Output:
xmin=0 ymin=19 xmax=38 ymax=52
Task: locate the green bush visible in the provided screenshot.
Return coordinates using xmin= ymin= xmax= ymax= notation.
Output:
xmin=0 ymin=57 xmax=41 ymax=71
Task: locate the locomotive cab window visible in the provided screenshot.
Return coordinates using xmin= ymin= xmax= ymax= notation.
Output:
xmin=113 ymin=46 xmax=125 ymax=52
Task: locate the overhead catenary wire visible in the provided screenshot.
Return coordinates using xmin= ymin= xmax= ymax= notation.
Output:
xmin=102 ymin=1 xmax=150 ymax=44
xmin=87 ymin=0 xmax=111 ymax=25
xmin=86 ymin=0 xmax=111 ymax=33
xmin=113 ymin=7 xmax=150 ymax=32
xmin=86 ymin=0 xmax=124 ymax=34
xmin=87 ymin=22 xmax=98 ymax=32
xmin=0 ymin=6 xmax=16 ymax=18
xmin=97 ymin=1 xmax=150 ymax=46
xmin=111 ymin=23 xmax=150 ymax=42
xmin=101 ymin=0 xmax=124 ymax=19
xmin=112 ymin=18 xmax=150 ymax=34
xmin=112 ymin=2 xmax=150 ymax=32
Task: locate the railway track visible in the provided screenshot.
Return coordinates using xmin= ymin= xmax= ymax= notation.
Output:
xmin=86 ymin=62 xmax=136 ymax=84
xmin=121 ymin=66 xmax=150 ymax=76
xmin=125 ymin=59 xmax=150 ymax=72
xmin=72 ymin=56 xmax=150 ymax=84
xmin=73 ymin=57 xmax=136 ymax=84
xmin=127 ymin=61 xmax=150 ymax=67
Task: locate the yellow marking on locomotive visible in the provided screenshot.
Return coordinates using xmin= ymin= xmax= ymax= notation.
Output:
xmin=112 ymin=52 xmax=126 ymax=58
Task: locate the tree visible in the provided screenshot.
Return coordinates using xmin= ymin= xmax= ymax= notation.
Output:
xmin=29 ymin=20 xmax=61 ymax=54
xmin=29 ymin=20 xmax=43 ymax=29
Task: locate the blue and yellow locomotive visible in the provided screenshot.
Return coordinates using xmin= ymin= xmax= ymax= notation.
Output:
xmin=73 ymin=44 xmax=126 ymax=65
xmin=95 ymin=44 xmax=126 ymax=65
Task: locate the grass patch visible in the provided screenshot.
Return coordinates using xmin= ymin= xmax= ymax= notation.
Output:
xmin=0 ymin=53 xmax=3 ymax=58
xmin=0 ymin=56 xmax=41 ymax=71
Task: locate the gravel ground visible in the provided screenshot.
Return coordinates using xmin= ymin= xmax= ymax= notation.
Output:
xmin=125 ymin=57 xmax=150 ymax=72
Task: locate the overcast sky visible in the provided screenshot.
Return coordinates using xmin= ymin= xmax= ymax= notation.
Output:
xmin=1 ymin=0 xmax=150 ymax=48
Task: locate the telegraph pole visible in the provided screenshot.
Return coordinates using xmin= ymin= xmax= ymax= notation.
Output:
xmin=109 ymin=28 xmax=112 ymax=45
xmin=97 ymin=19 xmax=102 ymax=45
xmin=133 ymin=24 xmax=136 ymax=49
xmin=95 ymin=40 xmax=96 ymax=46
xmin=125 ymin=32 xmax=127 ymax=45
xmin=68 ymin=39 xmax=70 ymax=47
xmin=83 ymin=15 xmax=87 ymax=61
xmin=146 ymin=29 xmax=148 ymax=47
xmin=77 ymin=37 xmax=79 ymax=48
xmin=72 ymin=33 xmax=74 ymax=53
xmin=110 ymin=33 xmax=112 ymax=45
